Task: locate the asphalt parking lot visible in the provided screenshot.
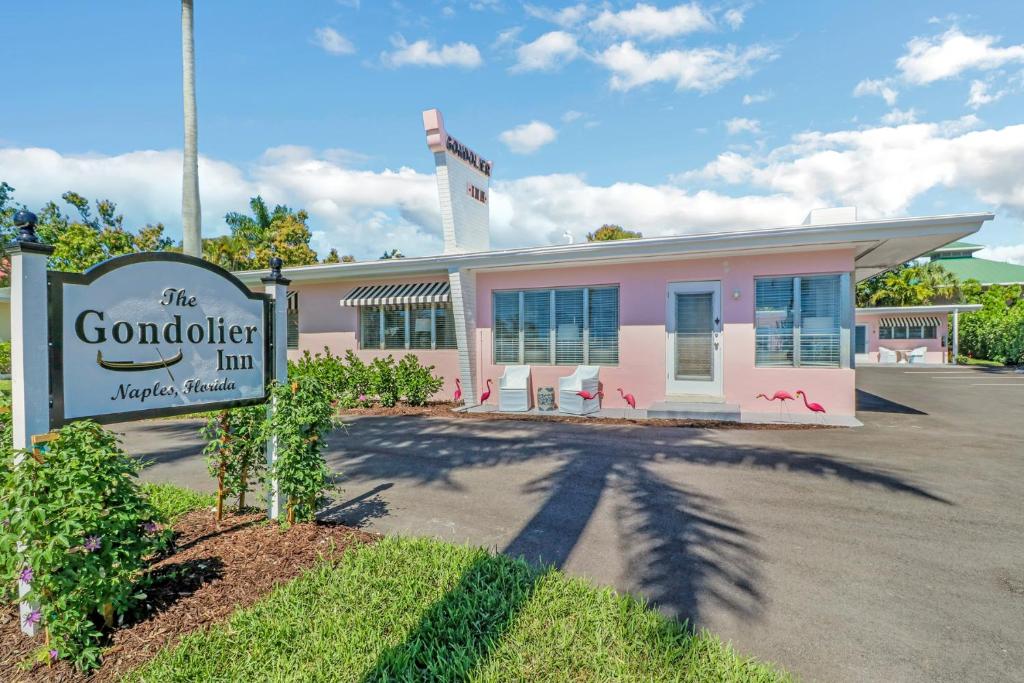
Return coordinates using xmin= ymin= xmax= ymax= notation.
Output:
xmin=122 ymin=366 xmax=1024 ymax=683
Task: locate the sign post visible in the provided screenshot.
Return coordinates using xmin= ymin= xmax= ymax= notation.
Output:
xmin=9 ymin=210 xmax=53 ymax=636
xmin=261 ymin=257 xmax=290 ymax=520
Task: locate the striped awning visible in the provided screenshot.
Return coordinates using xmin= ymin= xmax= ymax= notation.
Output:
xmin=880 ymin=315 xmax=941 ymax=327
xmin=340 ymin=281 xmax=450 ymax=307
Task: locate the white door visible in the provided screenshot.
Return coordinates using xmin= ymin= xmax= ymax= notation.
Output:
xmin=666 ymin=281 xmax=723 ymax=397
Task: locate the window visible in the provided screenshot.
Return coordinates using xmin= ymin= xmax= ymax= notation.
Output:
xmin=359 ymin=302 xmax=457 ymax=350
xmin=492 ymin=286 xmax=619 ymax=365
xmin=755 ymin=274 xmax=843 ymax=368
xmin=879 ymin=323 xmax=937 ymax=340
xmin=286 ymin=291 xmax=299 ymax=350
xmin=855 ymin=325 xmax=867 ymax=354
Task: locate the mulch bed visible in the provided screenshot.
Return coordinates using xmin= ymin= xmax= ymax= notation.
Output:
xmin=0 ymin=511 xmax=376 ymax=682
xmin=343 ymin=402 xmax=831 ymax=430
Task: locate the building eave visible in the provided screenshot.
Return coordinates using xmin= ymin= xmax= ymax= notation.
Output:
xmin=234 ymin=212 xmax=994 ymax=286
xmin=856 ymin=304 xmax=983 ymax=315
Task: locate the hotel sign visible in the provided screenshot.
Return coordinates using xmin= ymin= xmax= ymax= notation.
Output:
xmin=446 ymin=134 xmax=492 ymax=177
xmin=48 ymin=253 xmax=272 ymax=426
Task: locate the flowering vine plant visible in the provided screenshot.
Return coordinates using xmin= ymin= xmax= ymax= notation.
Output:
xmin=202 ymin=404 xmax=268 ymax=517
xmin=0 ymin=420 xmax=169 ymax=670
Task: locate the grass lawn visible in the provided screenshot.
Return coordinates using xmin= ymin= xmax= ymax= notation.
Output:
xmin=130 ymin=536 xmax=789 ymax=682
xmin=141 ymin=481 xmax=217 ymax=524
xmin=960 ymin=358 xmax=1004 ymax=367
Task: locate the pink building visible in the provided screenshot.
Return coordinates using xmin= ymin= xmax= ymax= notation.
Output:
xmin=238 ymin=110 xmax=993 ymax=424
xmin=854 ymin=304 xmax=982 ymax=365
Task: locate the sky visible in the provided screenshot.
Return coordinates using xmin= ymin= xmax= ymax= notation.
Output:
xmin=2 ymin=1 xmax=1023 ymax=263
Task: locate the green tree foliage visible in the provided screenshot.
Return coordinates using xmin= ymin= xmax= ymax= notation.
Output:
xmin=856 ymin=262 xmax=961 ymax=307
xmin=205 ymin=196 xmax=319 ymax=271
xmin=586 ymin=224 xmax=643 ymax=242
xmin=958 ymin=284 xmax=1024 ymax=365
xmin=323 ymin=248 xmax=356 ymax=263
xmin=0 ymin=421 xmax=168 ymax=670
xmin=0 ymin=184 xmax=173 ymax=278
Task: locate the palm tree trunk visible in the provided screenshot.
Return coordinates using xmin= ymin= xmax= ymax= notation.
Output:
xmin=181 ymin=0 xmax=202 ymax=257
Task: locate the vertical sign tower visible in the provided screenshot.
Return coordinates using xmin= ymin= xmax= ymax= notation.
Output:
xmin=423 ymin=109 xmax=491 ymax=406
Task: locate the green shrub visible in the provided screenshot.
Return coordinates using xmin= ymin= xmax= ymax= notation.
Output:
xmin=369 ymin=355 xmax=400 ymax=407
xmin=0 ymin=421 xmax=168 ymax=670
xmin=202 ymin=405 xmax=268 ymax=514
xmin=268 ymin=377 xmax=338 ymax=523
xmin=0 ymin=340 xmax=11 ymax=375
xmin=289 ymin=347 xmax=348 ymax=398
xmin=341 ymin=350 xmax=374 ymax=407
xmin=958 ymin=284 xmax=1024 ymax=365
xmin=396 ymin=355 xmax=445 ymax=406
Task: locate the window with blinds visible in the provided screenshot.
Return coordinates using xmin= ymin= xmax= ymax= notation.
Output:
xmin=755 ymin=274 xmax=842 ymax=368
xmin=434 ymin=303 xmax=457 ymax=349
xmin=360 ymin=302 xmax=457 ymax=350
xmin=409 ymin=304 xmax=433 ymax=350
xmin=675 ymin=292 xmax=714 ymax=380
xmin=493 ymin=286 xmax=619 ymax=366
xmin=523 ymin=290 xmax=551 ymax=364
xmin=383 ymin=306 xmax=407 ymax=349
xmin=493 ymin=291 xmax=521 ymax=364
xmin=286 ymin=291 xmax=300 ymax=350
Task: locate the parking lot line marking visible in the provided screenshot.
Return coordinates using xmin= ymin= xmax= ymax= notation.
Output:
xmin=970 ymin=383 xmax=1024 ymax=386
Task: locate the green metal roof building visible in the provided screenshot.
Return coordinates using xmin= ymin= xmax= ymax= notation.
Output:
xmin=928 ymin=241 xmax=1024 ymax=285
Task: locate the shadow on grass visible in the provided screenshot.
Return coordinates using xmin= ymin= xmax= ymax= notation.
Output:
xmin=360 ymin=554 xmax=540 ymax=681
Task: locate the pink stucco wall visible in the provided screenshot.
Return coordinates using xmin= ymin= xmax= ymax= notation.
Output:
xmin=854 ymin=313 xmax=949 ymax=364
xmin=475 ymin=249 xmax=858 ymax=416
xmin=287 ymin=276 xmax=460 ymax=399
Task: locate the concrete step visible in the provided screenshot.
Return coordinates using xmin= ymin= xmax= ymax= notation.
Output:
xmin=646 ymin=401 xmax=741 ymax=421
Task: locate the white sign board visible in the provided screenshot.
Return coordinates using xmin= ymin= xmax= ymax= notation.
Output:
xmin=48 ymin=253 xmax=272 ymax=426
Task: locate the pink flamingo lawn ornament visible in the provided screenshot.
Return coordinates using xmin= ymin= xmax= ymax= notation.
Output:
xmin=453 ymin=378 xmax=462 ymax=404
xmin=755 ymin=390 xmax=795 ymax=416
xmin=480 ymin=379 xmax=493 ymax=403
xmin=617 ymin=388 xmax=637 ymax=410
xmin=795 ymin=389 xmax=826 ymax=422
xmin=576 ymin=389 xmax=603 ymax=401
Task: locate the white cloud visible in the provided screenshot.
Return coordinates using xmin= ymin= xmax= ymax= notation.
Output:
xmin=853 ymin=78 xmax=899 ymax=106
xmin=723 ymin=8 xmax=745 ymax=29
xmin=512 ymin=31 xmax=580 ymax=71
xmin=589 ymin=2 xmax=713 ymax=41
xmin=977 ymin=244 xmax=1024 ymax=265
xmin=896 ymin=27 xmax=1024 ymax=85
xmin=742 ymin=90 xmax=772 ymax=105
xmin=524 ymin=3 xmax=588 ymax=27
xmin=494 ymin=26 xmax=522 ymax=47
xmin=966 ymin=79 xmax=1006 ymax=109
xmin=561 ymin=110 xmax=584 ymax=123
xmin=313 ymin=27 xmax=356 ymax=55
xmin=381 ymin=36 xmax=483 ymax=68
xmin=725 ymin=117 xmax=760 ymax=135
xmin=499 ymin=121 xmax=558 ymax=153
xmin=595 ymin=41 xmax=775 ymax=92
xmin=880 ymin=107 xmax=918 ymax=125
xmin=684 ymin=120 xmax=1024 ymax=219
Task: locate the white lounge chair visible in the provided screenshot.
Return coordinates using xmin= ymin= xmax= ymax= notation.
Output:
xmin=498 ymin=365 xmax=532 ymax=412
xmin=558 ymin=365 xmax=600 ymax=415
xmin=908 ymin=346 xmax=928 ymax=364
xmin=878 ymin=346 xmax=898 ymax=364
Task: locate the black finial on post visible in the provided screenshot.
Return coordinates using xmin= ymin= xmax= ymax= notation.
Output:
xmin=261 ymin=256 xmax=291 ymax=285
xmin=13 ymin=210 xmax=39 ymax=243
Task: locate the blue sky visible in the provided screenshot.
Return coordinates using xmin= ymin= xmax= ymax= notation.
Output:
xmin=2 ymin=1 xmax=1023 ymax=262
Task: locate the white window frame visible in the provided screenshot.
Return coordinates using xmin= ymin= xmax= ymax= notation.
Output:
xmin=754 ymin=272 xmax=852 ymax=369
xmin=492 ymin=285 xmax=619 ymax=366
xmin=359 ymin=302 xmax=456 ymax=350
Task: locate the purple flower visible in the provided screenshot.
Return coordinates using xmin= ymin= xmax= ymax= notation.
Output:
xmin=84 ymin=535 xmax=102 ymax=552
xmin=48 ymin=649 xmax=59 ymax=662
xmin=143 ymin=521 xmax=159 ymax=534
xmin=19 ymin=567 xmax=33 ymax=584
xmin=24 ymin=609 xmax=41 ymax=627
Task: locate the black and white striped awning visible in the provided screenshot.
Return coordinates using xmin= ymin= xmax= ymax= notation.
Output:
xmin=880 ymin=315 xmax=941 ymax=327
xmin=340 ymin=281 xmax=450 ymax=307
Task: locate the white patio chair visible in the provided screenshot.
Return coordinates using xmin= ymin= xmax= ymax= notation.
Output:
xmin=908 ymin=346 xmax=928 ymax=364
xmin=498 ymin=365 xmax=532 ymax=412
xmin=558 ymin=365 xmax=600 ymax=415
xmin=878 ymin=346 xmax=897 ymax=364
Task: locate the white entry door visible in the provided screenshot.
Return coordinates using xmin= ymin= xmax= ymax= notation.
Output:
xmin=666 ymin=281 xmax=723 ymax=397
